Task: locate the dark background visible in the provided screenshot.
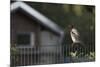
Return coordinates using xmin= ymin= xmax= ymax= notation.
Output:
xmin=26 ymin=2 xmax=95 ymax=52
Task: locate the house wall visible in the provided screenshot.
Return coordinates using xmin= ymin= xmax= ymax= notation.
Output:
xmin=40 ymin=30 xmax=61 ymax=53
xmin=11 ymin=11 xmax=40 ymax=47
xmin=40 ymin=31 xmax=59 ymax=45
xmin=11 ymin=10 xmax=62 ymax=53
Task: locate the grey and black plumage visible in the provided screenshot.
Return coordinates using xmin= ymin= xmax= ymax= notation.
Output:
xmin=70 ymin=28 xmax=81 ymax=43
xmin=69 ymin=25 xmax=85 ymax=53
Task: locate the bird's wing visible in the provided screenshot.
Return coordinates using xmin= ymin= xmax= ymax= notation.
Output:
xmin=71 ymin=28 xmax=81 ymax=41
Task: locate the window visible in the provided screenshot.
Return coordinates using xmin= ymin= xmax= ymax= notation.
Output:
xmin=17 ymin=33 xmax=30 ymax=46
xmin=16 ymin=32 xmax=35 ymax=47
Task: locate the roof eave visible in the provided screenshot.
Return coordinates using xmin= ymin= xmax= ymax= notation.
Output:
xmin=11 ymin=2 xmax=64 ymax=36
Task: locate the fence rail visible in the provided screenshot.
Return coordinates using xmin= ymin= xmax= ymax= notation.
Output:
xmin=11 ymin=44 xmax=95 ymax=66
xmin=11 ymin=45 xmax=64 ymax=66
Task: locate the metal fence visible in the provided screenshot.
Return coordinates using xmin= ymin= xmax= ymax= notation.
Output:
xmin=11 ymin=44 xmax=95 ymax=66
xmin=64 ymin=43 xmax=95 ymax=63
xmin=11 ymin=45 xmax=64 ymax=66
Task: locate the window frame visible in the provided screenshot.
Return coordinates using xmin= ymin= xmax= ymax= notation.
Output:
xmin=16 ymin=32 xmax=35 ymax=48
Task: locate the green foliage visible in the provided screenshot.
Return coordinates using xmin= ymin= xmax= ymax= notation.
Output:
xmin=11 ymin=45 xmax=18 ymax=64
xmin=70 ymin=51 xmax=95 ymax=61
xmin=11 ymin=47 xmax=18 ymax=55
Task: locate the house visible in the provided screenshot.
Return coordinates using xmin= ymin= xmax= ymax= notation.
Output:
xmin=11 ymin=1 xmax=64 ymax=66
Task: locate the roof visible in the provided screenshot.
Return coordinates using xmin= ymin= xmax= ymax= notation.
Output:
xmin=11 ymin=1 xmax=64 ymax=36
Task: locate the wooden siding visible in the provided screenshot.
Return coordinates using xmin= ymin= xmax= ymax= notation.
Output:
xmin=11 ymin=11 xmax=40 ymax=47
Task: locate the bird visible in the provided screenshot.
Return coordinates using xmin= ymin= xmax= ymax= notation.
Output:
xmin=69 ymin=25 xmax=85 ymax=53
xmin=69 ymin=25 xmax=81 ymax=43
